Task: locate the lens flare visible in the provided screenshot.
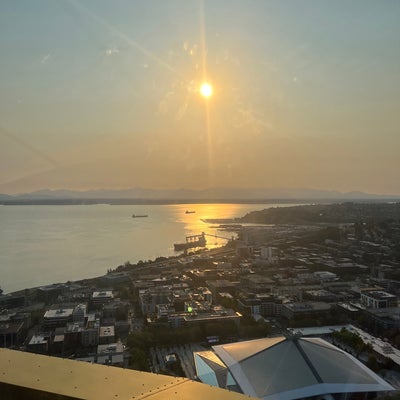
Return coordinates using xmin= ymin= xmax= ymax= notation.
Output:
xmin=200 ymin=82 xmax=213 ymax=98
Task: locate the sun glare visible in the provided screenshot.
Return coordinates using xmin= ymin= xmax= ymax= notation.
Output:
xmin=200 ymin=82 xmax=213 ymax=98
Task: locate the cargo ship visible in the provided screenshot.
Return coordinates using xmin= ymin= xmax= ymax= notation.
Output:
xmin=174 ymin=232 xmax=206 ymax=251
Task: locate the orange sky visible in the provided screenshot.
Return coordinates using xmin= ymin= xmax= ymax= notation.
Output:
xmin=0 ymin=1 xmax=399 ymax=195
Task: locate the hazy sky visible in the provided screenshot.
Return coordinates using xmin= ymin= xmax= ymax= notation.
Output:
xmin=1 ymin=0 xmax=399 ymax=195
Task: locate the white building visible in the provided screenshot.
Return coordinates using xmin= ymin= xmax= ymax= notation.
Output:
xmin=360 ymin=290 xmax=397 ymax=309
xmin=92 ymin=291 xmax=114 ymax=306
xmin=194 ymin=336 xmax=394 ymax=400
xmin=43 ymin=307 xmax=74 ymax=328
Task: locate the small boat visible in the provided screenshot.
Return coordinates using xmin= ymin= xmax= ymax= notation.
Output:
xmin=132 ymin=214 xmax=148 ymax=218
xmin=185 ymin=210 xmax=195 ymax=214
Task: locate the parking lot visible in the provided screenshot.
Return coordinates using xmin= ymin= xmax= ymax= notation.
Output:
xmin=149 ymin=343 xmax=205 ymax=379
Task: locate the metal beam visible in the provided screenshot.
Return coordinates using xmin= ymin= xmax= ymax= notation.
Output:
xmin=0 ymin=348 xmax=255 ymax=400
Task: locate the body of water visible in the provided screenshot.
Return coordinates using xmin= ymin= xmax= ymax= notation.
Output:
xmin=0 ymin=203 xmax=299 ymax=293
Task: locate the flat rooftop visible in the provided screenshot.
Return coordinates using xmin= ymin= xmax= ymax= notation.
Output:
xmin=44 ymin=308 xmax=74 ymax=319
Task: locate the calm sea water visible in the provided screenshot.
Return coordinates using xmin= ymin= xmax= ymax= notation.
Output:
xmin=0 ymin=203 xmax=299 ymax=294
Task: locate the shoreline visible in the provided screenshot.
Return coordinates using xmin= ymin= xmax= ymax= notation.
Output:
xmin=0 ymin=244 xmax=229 ymax=298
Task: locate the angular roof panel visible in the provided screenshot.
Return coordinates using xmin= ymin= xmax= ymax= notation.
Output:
xmin=300 ymin=339 xmax=377 ymax=385
xmin=239 ymin=340 xmax=318 ymax=397
xmin=205 ymin=336 xmax=394 ymax=400
xmin=213 ymin=337 xmax=285 ymax=364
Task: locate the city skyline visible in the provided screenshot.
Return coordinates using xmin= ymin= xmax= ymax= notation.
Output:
xmin=1 ymin=1 xmax=399 ymax=195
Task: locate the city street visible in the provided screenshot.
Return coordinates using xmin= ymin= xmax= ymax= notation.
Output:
xmin=149 ymin=343 xmax=205 ymax=379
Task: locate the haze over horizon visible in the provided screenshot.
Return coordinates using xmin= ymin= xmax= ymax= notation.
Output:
xmin=1 ymin=1 xmax=399 ymax=196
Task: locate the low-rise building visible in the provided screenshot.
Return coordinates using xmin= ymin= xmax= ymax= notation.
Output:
xmin=304 ymin=289 xmax=337 ymax=302
xmin=0 ymin=321 xmax=24 ymax=348
xmin=64 ymin=322 xmax=84 ymax=349
xmin=313 ymin=271 xmax=337 ymax=281
xmin=103 ymin=300 xmax=129 ymax=320
xmin=363 ymin=306 xmax=400 ymax=330
xmin=281 ymin=301 xmax=331 ymax=319
xmin=72 ymin=304 xmax=87 ymax=323
xmin=99 ymin=325 xmax=115 ymax=344
xmin=237 ymin=297 xmax=261 ymax=316
xmin=28 ymin=333 xmax=49 ymax=354
xmin=360 ymin=289 xmax=397 ymax=309
xmin=138 ymin=287 xmax=172 ymax=315
xmin=237 ymin=294 xmax=282 ymax=317
xmin=183 ymin=307 xmax=241 ymax=327
xmin=43 ymin=307 xmax=74 ymax=328
xmin=97 ymin=342 xmax=124 ymax=366
xmin=91 ymin=291 xmax=114 ymax=308
xmin=206 ymin=280 xmax=239 ymax=302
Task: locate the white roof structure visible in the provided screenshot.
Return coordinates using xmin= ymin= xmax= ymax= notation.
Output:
xmin=194 ymin=336 xmax=394 ymax=400
xmin=43 ymin=307 xmax=74 ymax=319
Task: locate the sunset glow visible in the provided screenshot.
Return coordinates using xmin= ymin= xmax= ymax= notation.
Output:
xmin=200 ymin=82 xmax=213 ymax=98
xmin=0 ymin=2 xmax=399 ymax=196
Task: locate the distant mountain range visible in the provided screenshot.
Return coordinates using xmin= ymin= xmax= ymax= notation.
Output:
xmin=0 ymin=187 xmax=399 ymax=204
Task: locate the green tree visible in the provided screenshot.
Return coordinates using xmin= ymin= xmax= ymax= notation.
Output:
xmin=366 ymin=354 xmax=379 ymax=372
xmin=127 ymin=330 xmax=154 ymax=351
xmin=129 ymin=348 xmax=149 ymax=371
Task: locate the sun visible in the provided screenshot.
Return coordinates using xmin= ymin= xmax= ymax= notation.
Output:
xmin=200 ymin=82 xmax=213 ymax=98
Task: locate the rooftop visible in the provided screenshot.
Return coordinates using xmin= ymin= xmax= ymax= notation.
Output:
xmin=93 ymin=291 xmax=114 ymax=298
xmin=195 ymin=336 xmax=394 ymax=400
xmin=362 ymin=290 xmax=397 ymax=299
xmin=44 ymin=307 xmax=74 ymax=319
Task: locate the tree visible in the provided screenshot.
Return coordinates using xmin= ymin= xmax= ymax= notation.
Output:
xmin=129 ymin=347 xmax=149 ymax=371
xmin=367 ymin=354 xmax=379 ymax=372
xmin=127 ymin=330 xmax=154 ymax=351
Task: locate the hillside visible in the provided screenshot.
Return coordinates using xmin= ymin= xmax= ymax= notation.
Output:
xmin=240 ymin=202 xmax=400 ymax=224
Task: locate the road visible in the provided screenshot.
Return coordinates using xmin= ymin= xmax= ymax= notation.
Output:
xmin=149 ymin=343 xmax=205 ymax=379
